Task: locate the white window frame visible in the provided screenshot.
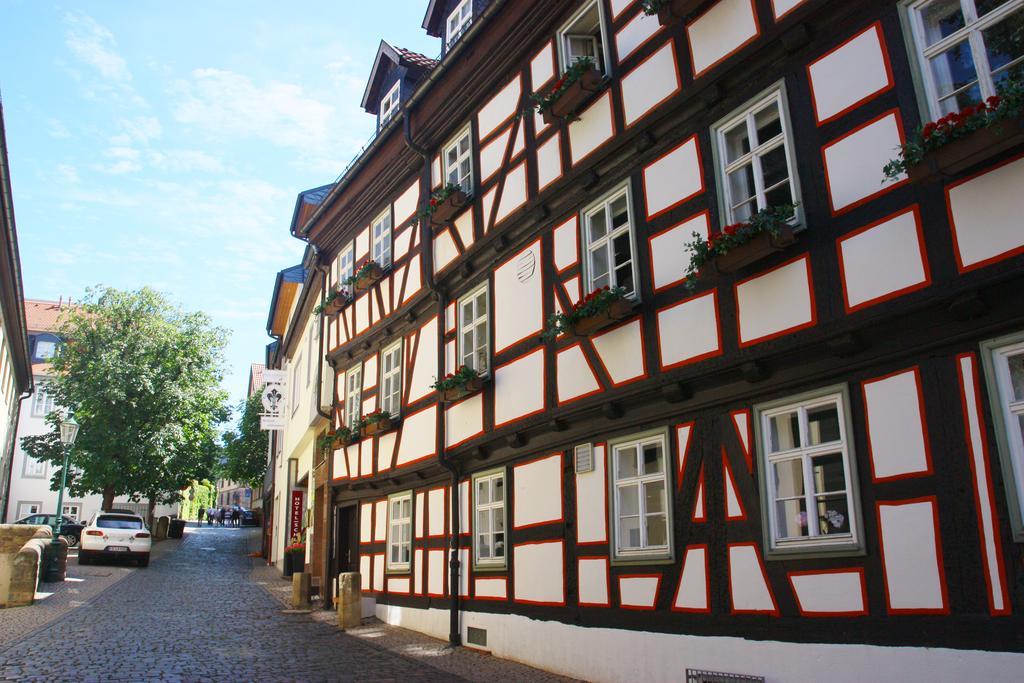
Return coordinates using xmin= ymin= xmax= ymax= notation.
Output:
xmin=345 ymin=364 xmax=363 ymax=430
xmin=387 ymin=491 xmax=413 ymax=572
xmin=31 ymin=387 xmax=55 ymax=417
xmin=371 ymin=208 xmax=392 ymax=268
xmin=457 ymin=282 xmax=490 ymax=377
xmin=16 ymin=502 xmax=42 ymax=518
xmin=22 ymin=454 xmax=47 ymax=479
xmin=982 ymin=331 xmax=1024 ymax=541
xmin=379 ymin=340 xmax=403 ymax=418
xmin=472 ymin=468 xmax=507 ymax=569
xmin=754 ymin=385 xmax=864 ymax=559
xmin=62 ymin=502 xmax=83 ymax=520
xmin=338 ymin=244 xmax=355 ymax=291
xmin=557 ymin=0 xmax=611 ymax=76
xmin=34 ymin=339 xmax=56 ymax=360
xmin=581 ymin=183 xmax=640 ymax=300
xmin=608 ymin=429 xmax=673 ymax=563
xmin=442 ymin=125 xmax=474 ymax=195
xmin=903 ymin=0 xmax=1024 ymax=119
xmin=379 ymin=80 xmax=401 ymax=128
xmin=712 ymin=83 xmax=802 ymax=227
xmin=446 ymin=0 xmax=473 ymax=48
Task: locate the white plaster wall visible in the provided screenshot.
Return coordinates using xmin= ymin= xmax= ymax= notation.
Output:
xmin=643 ymin=136 xmax=702 ymax=218
xmin=808 ymin=24 xmax=890 ymax=124
xmin=687 ymin=0 xmax=759 ymax=76
xmin=946 ymin=155 xmax=1024 ymax=269
xmin=568 ymin=93 xmax=614 ymax=165
xmin=477 ymin=77 xmax=521 ymax=141
xmin=621 ymin=42 xmax=679 ymax=126
xmin=822 ymin=112 xmax=904 ymax=212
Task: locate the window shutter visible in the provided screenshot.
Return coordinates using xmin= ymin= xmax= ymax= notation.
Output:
xmin=574 ymin=443 xmax=594 ymax=474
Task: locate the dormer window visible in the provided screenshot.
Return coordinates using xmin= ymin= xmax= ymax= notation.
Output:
xmin=379 ymin=80 xmax=401 ymax=128
xmin=446 ymin=0 xmax=473 ymax=49
xmin=558 ymin=1 xmax=609 ymax=76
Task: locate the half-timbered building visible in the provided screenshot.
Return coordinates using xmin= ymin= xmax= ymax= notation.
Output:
xmin=287 ymin=0 xmax=1024 ymax=679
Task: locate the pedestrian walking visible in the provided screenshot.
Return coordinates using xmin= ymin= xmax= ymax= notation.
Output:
xmin=206 ymin=507 xmax=214 ymax=526
xmin=197 ymin=506 xmax=205 ymax=526
xmin=232 ymin=508 xmax=241 ymax=528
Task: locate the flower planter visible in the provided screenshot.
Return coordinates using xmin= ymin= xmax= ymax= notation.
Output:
xmin=570 ymin=298 xmax=634 ymax=337
xmin=710 ymin=224 xmax=796 ymax=275
xmin=441 ymin=376 xmax=484 ymax=402
xmin=542 ymin=67 xmax=604 ymax=126
xmin=429 ymin=190 xmax=470 ymax=228
xmin=656 ymin=0 xmax=707 ymax=25
xmin=284 ymin=552 xmax=304 ymax=577
xmin=362 ymin=418 xmax=393 ymax=436
xmin=353 ymin=263 xmax=384 ymax=292
xmin=323 ymin=295 xmax=347 ymax=317
xmin=907 ymin=116 xmax=1024 ymax=184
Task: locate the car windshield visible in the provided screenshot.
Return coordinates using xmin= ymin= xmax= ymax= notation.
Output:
xmin=96 ymin=516 xmax=143 ymax=530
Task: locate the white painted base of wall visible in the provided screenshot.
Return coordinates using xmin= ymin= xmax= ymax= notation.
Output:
xmin=375 ymin=603 xmax=1024 ymax=682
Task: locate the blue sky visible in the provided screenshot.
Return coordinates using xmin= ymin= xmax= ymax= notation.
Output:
xmin=0 ymin=1 xmax=439 ymax=411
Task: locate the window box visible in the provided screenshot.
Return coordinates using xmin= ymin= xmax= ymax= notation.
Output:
xmin=644 ymin=0 xmax=707 ymax=26
xmin=542 ymin=65 xmax=603 ymax=126
xmin=442 ymin=375 xmax=484 ymax=402
xmin=907 ymin=116 xmax=1024 ymax=183
xmin=350 ymin=261 xmax=385 ymax=292
xmin=363 ymin=410 xmax=396 ymax=436
xmin=572 ymin=298 xmax=634 ymax=337
xmin=430 ymin=189 xmax=470 ymax=227
xmin=318 ymin=284 xmax=349 ymax=317
xmin=546 ymin=286 xmax=635 ymax=339
xmin=684 ymin=204 xmax=797 ymax=289
xmin=711 ymin=223 xmax=796 ymax=275
xmin=434 ymin=366 xmax=486 ymax=402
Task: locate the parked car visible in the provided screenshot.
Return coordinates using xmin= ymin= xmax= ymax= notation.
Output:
xmin=239 ymin=507 xmax=258 ymax=526
xmin=79 ymin=512 xmax=152 ymax=567
xmin=14 ymin=513 xmax=85 ymax=547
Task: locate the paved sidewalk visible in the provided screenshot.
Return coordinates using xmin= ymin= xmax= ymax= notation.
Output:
xmin=250 ymin=553 xmax=576 ymax=683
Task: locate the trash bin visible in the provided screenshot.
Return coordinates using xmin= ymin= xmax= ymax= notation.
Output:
xmin=168 ymin=518 xmax=186 ymax=539
xmin=42 ymin=538 xmax=69 ymax=583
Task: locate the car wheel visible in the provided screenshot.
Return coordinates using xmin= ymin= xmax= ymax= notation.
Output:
xmin=138 ymin=555 xmax=150 ymax=568
xmin=62 ymin=534 xmax=79 ymax=548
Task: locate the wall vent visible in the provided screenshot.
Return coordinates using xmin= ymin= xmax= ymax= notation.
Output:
xmin=686 ymin=670 xmax=764 ymax=683
xmin=466 ymin=626 xmax=488 ymax=648
xmin=574 ymin=443 xmax=594 ymax=474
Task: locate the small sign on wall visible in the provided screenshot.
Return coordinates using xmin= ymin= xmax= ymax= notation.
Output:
xmin=289 ymin=489 xmax=305 ymax=542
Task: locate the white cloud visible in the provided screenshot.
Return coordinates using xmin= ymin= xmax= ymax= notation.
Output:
xmin=64 ymin=13 xmax=131 ymax=83
xmin=109 ymin=116 xmax=163 ymax=146
xmin=48 ymin=119 xmax=71 ymax=139
xmin=148 ymin=149 xmax=224 ymax=174
xmin=55 ymin=164 xmax=80 ymax=184
xmin=93 ymin=146 xmax=142 ymax=174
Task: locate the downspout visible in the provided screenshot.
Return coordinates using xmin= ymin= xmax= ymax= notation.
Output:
xmin=405 ymin=110 xmax=461 ymax=647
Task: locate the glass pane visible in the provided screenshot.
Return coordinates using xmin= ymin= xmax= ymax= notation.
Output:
xmin=460 ymin=136 xmax=470 ymax=154
xmin=494 ymin=533 xmax=504 ymax=558
xmin=921 ymin=0 xmax=966 ymax=46
xmin=723 ymin=121 xmax=750 ymax=163
xmin=753 ymin=103 xmax=782 ymax=145
xmin=462 ymin=330 xmax=474 ymax=357
xmin=764 ymin=182 xmax=793 ymax=209
xmin=938 ymin=83 xmax=983 ymax=114
xmin=760 ymin=145 xmax=789 ymax=191
xmin=612 ymin=233 xmax=633 ymax=283
xmin=815 ymin=494 xmax=850 ymax=535
xmin=461 ymin=300 xmax=474 ymax=323
xmin=775 ymin=497 xmax=809 ymax=539
xmin=928 ymin=42 xmax=979 ymax=100
xmin=611 ymin=197 xmax=629 ymax=229
xmin=773 ymin=459 xmax=805 ymax=498
xmin=494 ymin=510 xmax=504 ymax=532
xmin=616 ymin=446 xmax=638 ymax=479
xmin=618 ymin=515 xmax=641 ymax=549
xmin=477 ymin=481 xmax=490 ymax=505
xmin=811 ymin=452 xmax=847 ymax=494
xmin=588 ymin=210 xmax=607 ymax=242
xmin=641 ymin=444 xmax=663 ymax=475
xmin=731 ymin=198 xmax=756 ymax=223
xmin=644 ymin=480 xmax=665 ymax=514
xmin=475 ymin=291 xmax=487 ymax=316
xmin=984 ymin=9 xmax=1024 ymax=77
xmin=646 ymin=514 xmax=667 ymax=547
xmin=494 ymin=476 xmax=504 ymax=501
xmin=807 ymin=403 xmax=841 ymax=445
xmin=591 ymin=245 xmax=610 ymax=285
xmin=977 ymin=0 xmax=1013 ymax=17
xmin=474 ymin=321 xmax=486 ymax=347
xmin=479 ymin=535 xmax=490 ymax=558
xmin=768 ymin=411 xmax=801 ymax=452
xmin=477 ymin=510 xmax=490 ymax=533
xmin=728 ymin=164 xmax=756 ymax=205
xmin=619 ymin=485 xmax=639 ymax=516
xmin=391 ymin=546 xmax=400 ymax=563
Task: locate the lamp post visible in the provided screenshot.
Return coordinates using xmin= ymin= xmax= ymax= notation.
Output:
xmin=46 ymin=411 xmax=79 ymax=582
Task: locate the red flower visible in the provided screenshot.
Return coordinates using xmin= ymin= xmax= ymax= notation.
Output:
xmin=553 ymin=76 xmax=567 ymax=90
xmin=430 ymin=198 xmax=438 ymax=207
xmin=986 ymin=95 xmax=1002 ymax=110
xmin=922 ymin=121 xmax=938 ymax=140
xmin=723 ymin=223 xmax=739 ymax=236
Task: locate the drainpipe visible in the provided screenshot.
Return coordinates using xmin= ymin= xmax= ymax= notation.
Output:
xmin=405 ymin=109 xmax=461 ymax=647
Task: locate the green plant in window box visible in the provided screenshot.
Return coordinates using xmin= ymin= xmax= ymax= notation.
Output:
xmin=418 ymin=182 xmax=470 ymax=229
xmin=884 ymin=79 xmax=1024 ymax=183
xmin=543 ymin=286 xmax=632 ymax=340
xmin=432 ymin=365 xmax=484 ymax=402
xmin=524 ymin=56 xmax=602 ymax=125
xmin=362 ymin=408 xmax=394 ymax=436
xmin=313 ymin=284 xmax=349 ymax=317
xmin=682 ymin=203 xmax=798 ymax=290
xmin=641 ymin=0 xmax=707 ymax=25
xmin=344 ymin=260 xmax=385 ymax=292
xmin=319 ymin=425 xmax=359 ymax=451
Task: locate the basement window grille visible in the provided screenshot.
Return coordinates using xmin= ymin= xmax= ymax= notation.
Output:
xmin=686 ymin=670 xmax=765 ymax=683
xmin=574 ymin=443 xmax=594 ymax=474
xmin=466 ymin=626 xmax=487 ymax=648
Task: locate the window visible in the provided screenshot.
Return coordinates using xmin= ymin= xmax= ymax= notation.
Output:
xmin=35 ymin=339 xmax=56 ymax=360
xmin=338 ymin=245 xmax=354 ymax=291
xmin=457 ymin=283 xmax=489 ymax=376
xmin=904 ymin=0 xmax=1024 ymax=118
xmin=62 ymin=503 xmax=82 ymax=520
xmin=31 ymin=387 xmax=55 ymax=417
xmin=379 ymin=80 xmax=401 ymax=128
xmin=443 ymin=126 xmax=473 ymax=195
xmin=345 ymin=365 xmax=362 ymax=429
xmin=371 ymin=209 xmax=392 ymax=268
xmin=16 ymin=502 xmax=41 ymax=518
xmin=446 ymin=0 xmax=473 ymax=48
xmin=983 ymin=332 xmax=1024 ymax=539
xmin=755 ymin=386 xmax=862 ymax=557
xmin=713 ymin=84 xmax=801 ymax=225
xmin=610 ymin=430 xmax=672 ymax=561
xmin=380 ymin=340 xmax=403 ymax=418
xmin=473 ymin=470 xmax=506 ymax=568
xmin=558 ymin=1 xmax=609 ymax=75
xmin=387 ymin=491 xmax=412 ymax=571
xmin=582 ymin=184 xmax=638 ymax=298
xmin=22 ymin=454 xmax=46 ymax=479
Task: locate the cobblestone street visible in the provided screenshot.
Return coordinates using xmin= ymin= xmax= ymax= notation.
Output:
xmin=0 ymin=527 xmax=569 ymax=682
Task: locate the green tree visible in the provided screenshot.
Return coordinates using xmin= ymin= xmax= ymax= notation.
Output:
xmin=220 ymin=392 xmax=268 ymax=486
xmin=21 ymin=287 xmax=230 ymax=513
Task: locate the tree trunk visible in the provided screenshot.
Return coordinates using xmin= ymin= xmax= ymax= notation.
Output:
xmin=102 ymin=485 xmax=115 ymax=512
xmin=147 ymin=495 xmax=157 ymax=530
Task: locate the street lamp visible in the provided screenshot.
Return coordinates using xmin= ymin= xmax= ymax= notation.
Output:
xmin=46 ymin=411 xmax=79 ymax=582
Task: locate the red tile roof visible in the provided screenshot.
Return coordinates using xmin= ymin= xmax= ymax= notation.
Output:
xmin=24 ymin=298 xmax=74 ymax=333
xmin=395 ymin=47 xmax=438 ymax=70
xmin=248 ymin=363 xmax=266 ymax=397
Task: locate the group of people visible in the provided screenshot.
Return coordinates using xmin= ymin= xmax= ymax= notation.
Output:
xmin=196 ymin=506 xmax=242 ymax=527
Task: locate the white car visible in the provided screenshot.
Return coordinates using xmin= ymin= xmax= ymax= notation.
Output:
xmin=79 ymin=512 xmax=152 ymax=567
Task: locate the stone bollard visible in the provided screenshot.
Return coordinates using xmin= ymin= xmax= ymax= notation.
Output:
xmin=154 ymin=516 xmax=170 ymax=540
xmin=335 ymin=571 xmax=362 ymax=630
xmin=291 ymin=571 xmax=311 ymax=609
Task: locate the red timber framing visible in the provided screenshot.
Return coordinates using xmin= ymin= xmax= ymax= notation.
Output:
xmin=292 ymin=0 xmax=1024 ymax=664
